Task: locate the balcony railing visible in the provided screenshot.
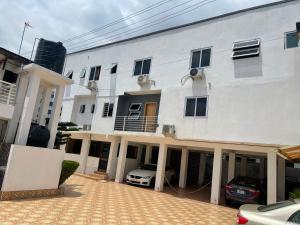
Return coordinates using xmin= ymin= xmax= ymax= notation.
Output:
xmin=114 ymin=116 xmax=158 ymax=133
xmin=0 ymin=80 xmax=16 ymax=105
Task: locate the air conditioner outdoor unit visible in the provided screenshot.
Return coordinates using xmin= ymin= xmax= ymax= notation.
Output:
xmin=162 ymin=124 xmax=175 ymax=137
xmin=189 ymin=68 xmax=204 ymax=80
xmin=83 ymin=124 xmax=91 ymax=131
xmin=137 ymin=75 xmax=149 ymax=86
xmin=87 ymin=81 xmax=98 ymax=92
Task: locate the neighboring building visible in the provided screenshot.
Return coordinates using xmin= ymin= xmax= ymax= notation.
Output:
xmin=61 ymin=0 xmax=300 ymax=205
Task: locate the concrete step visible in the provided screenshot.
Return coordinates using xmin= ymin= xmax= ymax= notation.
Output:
xmin=75 ymin=172 xmax=107 ymax=181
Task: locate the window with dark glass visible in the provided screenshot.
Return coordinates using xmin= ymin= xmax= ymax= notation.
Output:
xmin=102 ymin=103 xmax=114 ymax=117
xmin=185 ymin=97 xmax=208 ymax=117
xmin=126 ymin=145 xmax=138 ymax=159
xmin=66 ymin=139 xmax=82 ymax=155
xmin=111 ymin=64 xmax=118 ymax=74
xmin=191 ymin=48 xmax=211 ymax=68
xmin=80 ymin=104 xmax=85 ymax=113
xmin=65 ymin=70 xmax=73 ymax=79
xmin=133 ymin=58 xmax=151 ymax=76
xmin=285 ymin=31 xmax=299 ymax=49
xmin=91 ymin=104 xmax=95 ymax=114
xmin=89 ymin=66 xmax=101 ymax=80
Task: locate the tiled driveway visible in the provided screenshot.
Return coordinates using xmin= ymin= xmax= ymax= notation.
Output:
xmin=0 ymin=175 xmax=236 ymax=225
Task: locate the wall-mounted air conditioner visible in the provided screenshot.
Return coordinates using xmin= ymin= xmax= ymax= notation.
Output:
xmin=137 ymin=75 xmax=149 ymax=86
xmin=189 ymin=68 xmax=204 ymax=80
xmin=162 ymin=124 xmax=175 ymax=137
xmin=83 ymin=124 xmax=91 ymax=131
xmin=87 ymin=81 xmax=98 ymax=92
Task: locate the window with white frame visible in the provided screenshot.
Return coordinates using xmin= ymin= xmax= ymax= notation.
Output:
xmin=65 ymin=70 xmax=73 ymax=79
xmin=133 ymin=58 xmax=151 ymax=76
xmin=110 ymin=64 xmax=118 ymax=74
xmin=89 ymin=66 xmax=101 ymax=80
xmin=191 ymin=48 xmax=211 ymax=69
xmin=285 ymin=31 xmax=299 ymax=49
xmin=102 ymin=103 xmax=114 ymax=117
xmin=79 ymin=105 xmax=86 ymax=113
xmin=185 ymin=97 xmax=208 ymax=117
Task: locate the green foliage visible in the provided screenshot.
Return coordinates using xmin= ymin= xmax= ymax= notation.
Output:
xmin=59 ymin=160 xmax=79 ymax=186
xmin=290 ymin=188 xmax=300 ymax=199
xmin=54 ymin=122 xmax=80 ymax=148
xmin=58 ymin=122 xmax=78 ymax=127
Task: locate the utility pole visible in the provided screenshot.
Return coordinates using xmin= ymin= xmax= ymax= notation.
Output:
xmin=18 ymin=22 xmax=32 ymax=54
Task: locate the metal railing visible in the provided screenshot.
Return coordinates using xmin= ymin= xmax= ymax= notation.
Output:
xmin=0 ymin=80 xmax=17 ymax=105
xmin=114 ymin=116 xmax=158 ymax=133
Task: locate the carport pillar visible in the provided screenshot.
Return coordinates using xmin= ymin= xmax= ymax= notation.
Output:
xmin=267 ymin=151 xmax=277 ymax=204
xmin=106 ymin=140 xmax=120 ymax=180
xmin=179 ymin=148 xmax=189 ymax=188
xmin=155 ymin=143 xmax=168 ymax=192
xmin=81 ymin=138 xmax=91 ymax=174
xmin=144 ymin=145 xmax=152 ymax=164
xmin=211 ymin=147 xmax=223 ymax=205
xmin=277 ymin=157 xmax=286 ymax=201
xmin=115 ymin=138 xmax=128 ymax=183
xmin=198 ymin=153 xmax=206 ymax=186
xmin=259 ymin=158 xmax=265 ymax=180
xmin=228 ymin=152 xmax=236 ymax=182
xmin=240 ymin=157 xmax=247 ymax=176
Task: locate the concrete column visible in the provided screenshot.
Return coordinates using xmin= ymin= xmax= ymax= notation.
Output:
xmin=115 ymin=138 xmax=128 ymax=183
xmin=277 ymin=157 xmax=286 ymax=201
xmin=47 ymin=85 xmax=65 ymax=148
xmin=37 ymin=87 xmax=52 ymax=126
xmin=81 ymin=138 xmax=91 ymax=174
xmin=179 ymin=148 xmax=189 ymax=188
xmin=137 ymin=145 xmax=143 ymax=164
xmin=211 ymin=147 xmax=223 ymax=205
xmin=106 ymin=140 xmax=120 ymax=180
xmin=198 ymin=153 xmax=207 ymax=186
xmin=5 ymin=75 xmax=29 ymax=143
xmin=240 ymin=157 xmax=247 ymax=176
xmin=155 ymin=143 xmax=168 ymax=192
xmin=228 ymin=152 xmax=236 ymax=182
xmin=144 ymin=145 xmax=152 ymax=164
xmin=259 ymin=157 xmax=265 ymax=180
xmin=15 ymin=75 xmax=41 ymax=145
xmin=267 ymin=151 xmax=277 ymax=204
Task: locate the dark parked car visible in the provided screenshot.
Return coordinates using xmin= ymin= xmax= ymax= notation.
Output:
xmin=225 ymin=176 xmax=266 ymax=206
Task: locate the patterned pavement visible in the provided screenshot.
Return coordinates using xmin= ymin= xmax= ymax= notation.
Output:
xmin=0 ymin=175 xmax=236 ymax=225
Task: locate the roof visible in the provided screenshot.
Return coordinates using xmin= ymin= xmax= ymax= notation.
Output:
xmin=0 ymin=47 xmax=32 ymax=64
xmin=280 ymin=145 xmax=300 ymax=160
xmin=69 ymin=0 xmax=299 ymax=55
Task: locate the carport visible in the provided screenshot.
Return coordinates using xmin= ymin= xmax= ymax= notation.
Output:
xmin=112 ymin=135 xmax=284 ymax=205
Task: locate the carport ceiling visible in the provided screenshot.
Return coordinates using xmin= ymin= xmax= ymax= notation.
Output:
xmin=280 ymin=146 xmax=300 ymax=160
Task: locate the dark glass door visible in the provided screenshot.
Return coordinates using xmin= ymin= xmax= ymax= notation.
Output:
xmin=98 ymin=143 xmax=111 ymax=171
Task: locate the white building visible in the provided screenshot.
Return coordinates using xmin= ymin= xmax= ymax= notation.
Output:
xmin=61 ymin=0 xmax=300 ymax=205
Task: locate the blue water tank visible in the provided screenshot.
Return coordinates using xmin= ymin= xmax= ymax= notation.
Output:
xmin=34 ymin=39 xmax=66 ymax=74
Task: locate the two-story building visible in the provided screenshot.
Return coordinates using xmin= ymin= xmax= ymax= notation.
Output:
xmin=61 ymin=0 xmax=300 ymax=205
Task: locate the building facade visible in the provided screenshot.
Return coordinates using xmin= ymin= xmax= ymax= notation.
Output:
xmin=61 ymin=0 xmax=300 ymax=205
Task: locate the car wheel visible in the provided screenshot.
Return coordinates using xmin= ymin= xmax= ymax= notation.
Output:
xmin=150 ymin=177 xmax=155 ymax=188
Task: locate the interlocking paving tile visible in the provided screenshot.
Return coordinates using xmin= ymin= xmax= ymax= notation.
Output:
xmin=0 ymin=175 xmax=236 ymax=225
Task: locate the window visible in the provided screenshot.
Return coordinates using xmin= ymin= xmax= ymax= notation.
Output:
xmin=79 ymin=105 xmax=85 ymax=113
xmin=89 ymin=141 xmax=101 ymax=157
xmin=89 ymin=66 xmax=101 ymax=80
xmin=66 ymin=139 xmax=82 ymax=155
xmin=65 ymin=70 xmax=73 ymax=79
xmin=3 ymin=70 xmax=18 ymax=84
xmin=49 ymin=102 xmax=53 ymax=106
xmin=258 ymin=200 xmax=295 ymax=212
xmin=102 ymin=103 xmax=114 ymax=117
xmin=289 ymin=211 xmax=300 ymax=224
xmin=185 ymin=97 xmax=208 ymax=117
xmin=232 ymin=39 xmax=260 ymax=59
xmin=126 ymin=145 xmax=138 ymax=159
xmin=285 ymin=31 xmax=299 ymax=49
xmin=110 ymin=64 xmax=118 ymax=74
xmin=128 ymin=111 xmax=140 ymax=120
xmin=191 ymin=48 xmax=211 ymax=68
xmin=91 ymin=104 xmax=95 ymax=114
xmin=133 ymin=58 xmax=151 ymax=76
xmin=129 ymin=103 xmax=142 ymax=111
xmin=80 ymin=67 xmax=87 ymax=78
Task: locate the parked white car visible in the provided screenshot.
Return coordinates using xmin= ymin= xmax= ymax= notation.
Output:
xmin=126 ymin=164 xmax=175 ymax=187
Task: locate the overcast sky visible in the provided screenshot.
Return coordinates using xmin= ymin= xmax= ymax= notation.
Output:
xmin=0 ymin=0 xmax=280 ymax=57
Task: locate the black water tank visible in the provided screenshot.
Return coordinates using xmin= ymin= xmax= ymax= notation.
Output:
xmin=34 ymin=39 xmax=66 ymax=74
xmin=27 ymin=123 xmax=50 ymax=148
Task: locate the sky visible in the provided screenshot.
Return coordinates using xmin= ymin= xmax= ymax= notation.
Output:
xmin=0 ymin=0 xmax=280 ymax=57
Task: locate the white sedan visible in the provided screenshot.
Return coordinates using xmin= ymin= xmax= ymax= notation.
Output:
xmin=126 ymin=164 xmax=175 ymax=187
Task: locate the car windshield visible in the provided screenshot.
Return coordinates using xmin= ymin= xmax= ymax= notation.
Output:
xmin=233 ymin=177 xmax=259 ymax=188
xmin=258 ymin=200 xmax=295 ymax=212
xmin=140 ymin=164 xmax=157 ymax=171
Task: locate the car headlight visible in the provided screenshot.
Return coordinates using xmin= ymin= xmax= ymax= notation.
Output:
xmin=143 ymin=176 xmax=152 ymax=179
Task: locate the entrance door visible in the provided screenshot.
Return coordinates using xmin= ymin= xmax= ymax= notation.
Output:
xmin=98 ymin=142 xmax=111 ymax=171
xmin=144 ymin=102 xmax=157 ymax=132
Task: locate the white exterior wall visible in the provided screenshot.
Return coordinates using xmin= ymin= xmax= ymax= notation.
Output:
xmin=1 ymin=145 xmax=64 ymax=191
xmin=62 ymin=1 xmax=300 ymax=146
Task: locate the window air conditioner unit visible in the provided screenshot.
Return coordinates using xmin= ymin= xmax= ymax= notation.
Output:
xmin=87 ymin=81 xmax=98 ymax=92
xmin=189 ymin=68 xmax=204 ymax=80
xmin=83 ymin=124 xmax=91 ymax=131
xmin=162 ymin=124 xmax=175 ymax=137
xmin=137 ymin=75 xmax=149 ymax=86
